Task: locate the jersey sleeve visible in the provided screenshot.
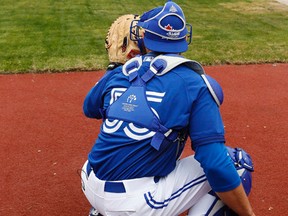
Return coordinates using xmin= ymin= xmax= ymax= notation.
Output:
xmin=194 ymin=143 xmax=241 ymax=192
xmin=83 ymin=69 xmax=119 ymax=119
xmin=187 ymin=73 xmax=240 ymax=192
xmin=188 ymin=76 xmax=225 ymax=149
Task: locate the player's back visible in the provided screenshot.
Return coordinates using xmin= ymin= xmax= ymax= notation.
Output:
xmin=88 ymin=55 xmax=206 ymax=181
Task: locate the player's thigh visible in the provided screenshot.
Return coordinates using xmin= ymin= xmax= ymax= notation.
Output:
xmin=146 ymin=155 xmax=211 ymax=215
xmin=187 ymin=193 xmax=225 ymax=216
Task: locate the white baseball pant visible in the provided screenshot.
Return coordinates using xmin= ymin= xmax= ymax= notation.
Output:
xmin=81 ymin=155 xmax=225 ymax=216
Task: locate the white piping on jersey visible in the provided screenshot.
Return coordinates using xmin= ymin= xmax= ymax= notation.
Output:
xmin=151 ymin=108 xmax=160 ymax=118
xmin=146 ymin=91 xmax=166 ymax=102
xmin=103 ymin=120 xmax=123 ymax=133
xmin=110 ymin=88 xmax=127 ymax=105
xmin=124 ymin=127 xmax=156 ymax=140
xmin=146 ymin=91 xmax=166 ymax=97
xmin=111 ymin=88 xmax=166 ymax=104
xmin=147 ymin=97 xmax=162 ymax=103
xmin=105 ymin=119 xmax=121 ymax=127
xmin=128 ymin=123 xmax=150 ymax=133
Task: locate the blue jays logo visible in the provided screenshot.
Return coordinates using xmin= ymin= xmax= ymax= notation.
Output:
xmin=165 ymin=24 xmax=173 ymax=30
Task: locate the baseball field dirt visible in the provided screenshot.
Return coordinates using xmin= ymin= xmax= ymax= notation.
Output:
xmin=1 ymin=63 xmax=287 ymax=215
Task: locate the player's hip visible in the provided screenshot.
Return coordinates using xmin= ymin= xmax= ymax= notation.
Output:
xmin=80 ymin=156 xmax=210 ymax=215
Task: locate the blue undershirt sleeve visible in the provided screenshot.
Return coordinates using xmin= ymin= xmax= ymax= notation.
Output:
xmin=194 ymin=142 xmax=241 ymax=192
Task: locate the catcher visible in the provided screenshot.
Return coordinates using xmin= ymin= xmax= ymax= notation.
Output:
xmin=81 ymin=2 xmax=255 ymax=215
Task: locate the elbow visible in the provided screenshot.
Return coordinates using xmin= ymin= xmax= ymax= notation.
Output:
xmin=206 ymin=163 xmax=241 ymax=192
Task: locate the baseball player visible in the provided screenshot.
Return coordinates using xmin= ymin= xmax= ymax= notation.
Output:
xmin=81 ymin=1 xmax=255 ymax=215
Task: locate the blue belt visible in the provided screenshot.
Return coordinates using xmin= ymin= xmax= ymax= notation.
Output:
xmin=86 ymin=162 xmax=160 ymax=193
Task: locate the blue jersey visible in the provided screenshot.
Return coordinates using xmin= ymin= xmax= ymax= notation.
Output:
xmin=83 ymin=53 xmax=240 ymax=192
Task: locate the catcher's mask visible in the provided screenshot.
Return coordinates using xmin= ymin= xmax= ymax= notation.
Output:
xmin=129 ymin=16 xmax=146 ymax=55
xmin=130 ymin=0 xmax=192 ymax=53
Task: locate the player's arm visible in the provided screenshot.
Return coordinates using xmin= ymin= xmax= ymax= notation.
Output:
xmin=189 ymin=75 xmax=255 ymax=215
xmin=83 ymin=69 xmax=117 ymax=119
xmin=216 ymin=184 xmax=255 ymax=216
xmin=194 ymin=143 xmax=255 ymax=216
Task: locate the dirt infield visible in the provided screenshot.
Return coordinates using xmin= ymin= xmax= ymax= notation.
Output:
xmin=1 ymin=63 xmax=287 ymax=216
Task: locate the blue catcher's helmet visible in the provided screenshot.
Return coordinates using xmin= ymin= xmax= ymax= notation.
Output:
xmin=226 ymin=146 xmax=254 ymax=195
xmin=130 ymin=0 xmax=192 ymax=53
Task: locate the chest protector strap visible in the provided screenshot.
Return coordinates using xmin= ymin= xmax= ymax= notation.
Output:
xmin=105 ymin=54 xmax=223 ymax=150
xmin=148 ymin=54 xmax=224 ymax=106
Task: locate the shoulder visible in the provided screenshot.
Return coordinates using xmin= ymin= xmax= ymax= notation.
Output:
xmin=168 ymin=64 xmax=206 ymax=92
xmin=171 ymin=64 xmax=224 ymax=106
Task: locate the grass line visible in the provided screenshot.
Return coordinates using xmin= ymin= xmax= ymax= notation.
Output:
xmin=0 ymin=0 xmax=287 ymax=73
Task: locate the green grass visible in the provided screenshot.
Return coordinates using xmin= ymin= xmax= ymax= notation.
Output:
xmin=0 ymin=0 xmax=287 ymax=73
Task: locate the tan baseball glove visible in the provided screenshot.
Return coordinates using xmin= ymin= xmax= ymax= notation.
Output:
xmin=105 ymin=14 xmax=143 ymax=68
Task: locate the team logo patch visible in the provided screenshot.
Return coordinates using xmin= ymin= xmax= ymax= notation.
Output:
xmin=122 ymin=94 xmax=138 ymax=112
